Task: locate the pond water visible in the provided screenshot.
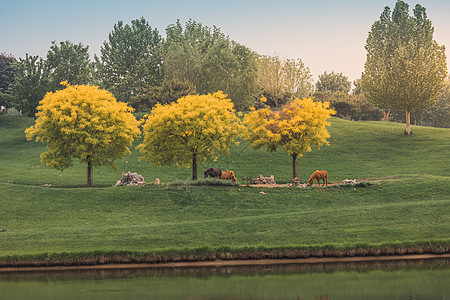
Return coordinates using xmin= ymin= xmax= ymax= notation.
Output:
xmin=1 ymin=258 xmax=449 ymax=299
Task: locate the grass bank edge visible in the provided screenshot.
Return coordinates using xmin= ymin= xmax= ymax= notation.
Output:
xmin=1 ymin=240 xmax=449 ymax=268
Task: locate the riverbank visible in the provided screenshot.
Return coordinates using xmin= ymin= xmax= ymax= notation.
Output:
xmin=1 ymin=253 xmax=449 ymax=273
xmin=1 ymin=240 xmax=449 ymax=271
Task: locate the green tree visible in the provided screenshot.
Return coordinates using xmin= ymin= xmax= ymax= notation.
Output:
xmin=46 ymin=40 xmax=93 ymax=91
xmin=244 ymin=98 xmax=335 ymax=180
xmin=257 ymin=54 xmax=313 ymax=107
xmin=0 ymin=53 xmax=15 ymax=107
xmin=129 ymin=78 xmax=196 ymax=111
xmin=283 ymin=58 xmax=314 ymax=100
xmin=164 ymin=19 xmax=258 ymax=110
xmin=25 ymin=83 xmax=141 ymax=187
xmin=361 ymin=0 xmax=447 ymax=135
xmin=3 ymin=54 xmax=49 ymax=117
xmin=95 ymin=17 xmax=163 ymax=102
xmin=165 ymin=19 xmax=225 ymax=55
xmin=416 ymin=78 xmax=450 ymax=127
xmin=139 ymin=91 xmax=242 ymax=180
xmin=316 ymin=71 xmax=351 ymax=94
xmin=257 ymin=54 xmax=284 ymax=107
xmin=163 ymin=40 xmax=202 ymax=88
xmin=200 ymin=40 xmax=258 ymax=110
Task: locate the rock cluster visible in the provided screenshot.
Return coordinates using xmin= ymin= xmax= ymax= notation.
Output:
xmin=343 ymin=179 xmax=357 ymax=184
xmin=116 ymin=171 xmax=145 ymax=186
xmin=253 ymin=174 xmax=276 ymax=185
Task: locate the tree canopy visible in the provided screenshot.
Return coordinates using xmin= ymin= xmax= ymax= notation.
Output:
xmin=316 ymin=71 xmax=351 ymax=94
xmin=46 ymin=40 xmax=93 ymax=91
xmin=361 ymin=0 xmax=447 ymax=135
xmin=257 ymin=54 xmax=313 ymax=107
xmin=163 ymin=19 xmax=258 ymax=110
xmin=0 ymin=53 xmax=15 ymax=107
xmin=25 ymin=83 xmax=141 ymax=187
xmin=3 ymin=54 xmax=49 ymax=117
xmin=95 ymin=17 xmax=163 ymax=102
xmin=244 ymin=98 xmax=335 ymax=180
xmin=139 ymin=91 xmax=243 ymax=180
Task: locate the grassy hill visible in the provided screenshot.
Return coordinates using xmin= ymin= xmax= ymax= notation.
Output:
xmin=0 ymin=115 xmax=449 ymax=265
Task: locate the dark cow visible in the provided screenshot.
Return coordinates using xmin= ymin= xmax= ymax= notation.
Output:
xmin=204 ymin=168 xmax=222 ymax=178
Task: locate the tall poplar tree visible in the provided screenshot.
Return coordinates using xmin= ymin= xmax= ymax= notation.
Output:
xmin=361 ymin=0 xmax=447 ymax=135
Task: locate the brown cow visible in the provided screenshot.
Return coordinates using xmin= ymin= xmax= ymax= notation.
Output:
xmin=221 ymin=170 xmax=237 ymax=182
xmin=308 ymin=170 xmax=328 ymax=186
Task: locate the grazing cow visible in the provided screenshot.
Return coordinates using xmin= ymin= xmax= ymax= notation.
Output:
xmin=308 ymin=170 xmax=328 ymax=186
xmin=204 ymin=168 xmax=222 ymax=178
xmin=221 ymin=170 xmax=237 ymax=182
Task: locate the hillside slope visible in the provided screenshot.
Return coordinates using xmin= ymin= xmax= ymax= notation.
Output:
xmin=0 ymin=115 xmax=448 ymax=186
xmin=0 ymin=115 xmax=448 ymax=264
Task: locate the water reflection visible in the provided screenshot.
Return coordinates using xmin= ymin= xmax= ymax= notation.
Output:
xmin=1 ymin=258 xmax=449 ymax=299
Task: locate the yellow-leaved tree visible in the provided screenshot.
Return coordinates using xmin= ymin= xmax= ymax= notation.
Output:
xmin=139 ymin=91 xmax=242 ymax=180
xmin=25 ymin=82 xmax=141 ymax=187
xmin=244 ymin=97 xmax=335 ymax=180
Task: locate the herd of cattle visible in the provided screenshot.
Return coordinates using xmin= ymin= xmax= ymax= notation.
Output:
xmin=204 ymin=168 xmax=329 ymax=186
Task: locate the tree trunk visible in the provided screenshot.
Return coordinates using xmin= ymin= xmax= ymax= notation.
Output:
xmin=192 ymin=152 xmax=197 ymax=181
xmin=87 ymin=160 xmax=93 ymax=188
xmin=405 ymin=110 xmax=411 ymax=135
xmin=292 ymin=153 xmax=298 ymax=180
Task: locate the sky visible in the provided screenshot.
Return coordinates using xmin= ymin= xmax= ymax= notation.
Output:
xmin=1 ymin=0 xmax=449 ymax=83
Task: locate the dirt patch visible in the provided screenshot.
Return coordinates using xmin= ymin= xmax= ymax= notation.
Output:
xmin=241 ymin=176 xmax=401 ymax=188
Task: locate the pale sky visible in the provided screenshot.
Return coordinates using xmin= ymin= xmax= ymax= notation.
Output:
xmin=1 ymin=0 xmax=449 ymax=83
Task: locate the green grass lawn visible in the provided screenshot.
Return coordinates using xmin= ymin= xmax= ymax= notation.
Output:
xmin=0 ymin=115 xmax=449 ymax=263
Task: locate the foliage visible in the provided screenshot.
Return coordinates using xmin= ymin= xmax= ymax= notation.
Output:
xmin=163 ymin=20 xmax=258 ymax=110
xmin=163 ymin=19 xmax=226 ymax=88
xmin=2 ymin=54 xmax=49 ymax=117
xmin=315 ymin=71 xmax=351 ymax=94
xmin=0 ymin=53 xmax=15 ymax=107
xmin=257 ymin=54 xmax=313 ymax=107
xmin=163 ymin=40 xmax=202 ymax=88
xmin=361 ymin=0 xmax=448 ymax=135
xmin=129 ymin=78 xmax=196 ymax=112
xmin=139 ymin=91 xmax=243 ymax=180
xmin=200 ymin=40 xmax=258 ymax=110
xmin=165 ymin=19 xmax=226 ymax=54
xmin=25 ymin=83 xmax=141 ymax=187
xmin=95 ymin=17 xmax=163 ymax=102
xmin=244 ymin=97 xmax=335 ymax=179
xmin=46 ymin=40 xmax=93 ymax=91
xmin=387 ymin=80 xmax=450 ymax=128
xmin=314 ymin=90 xmax=382 ymax=121
xmin=416 ymin=78 xmax=450 ymax=127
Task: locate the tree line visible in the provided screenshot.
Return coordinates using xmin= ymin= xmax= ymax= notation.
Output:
xmin=1 ymin=0 xmax=449 ymax=129
xmin=0 ymin=18 xmax=314 ymax=116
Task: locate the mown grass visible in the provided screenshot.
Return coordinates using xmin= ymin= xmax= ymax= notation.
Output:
xmin=0 ymin=115 xmax=449 ymax=265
